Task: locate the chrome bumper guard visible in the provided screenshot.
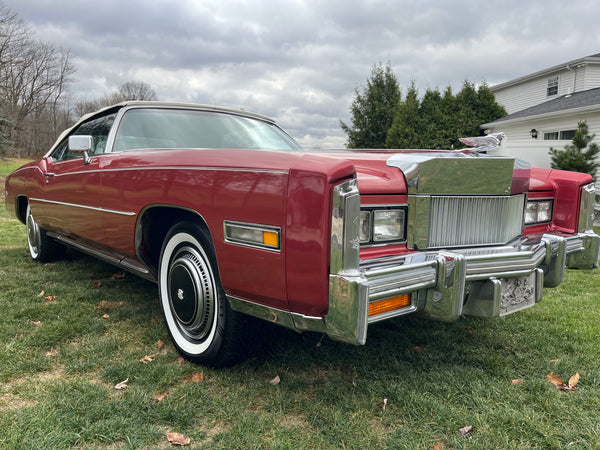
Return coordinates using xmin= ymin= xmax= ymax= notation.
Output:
xmin=325 ymin=231 xmax=600 ymax=345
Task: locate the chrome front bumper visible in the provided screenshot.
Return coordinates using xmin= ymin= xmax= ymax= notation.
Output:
xmin=325 ymin=231 xmax=600 ymax=345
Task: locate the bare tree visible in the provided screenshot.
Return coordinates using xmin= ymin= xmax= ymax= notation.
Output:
xmin=75 ymin=80 xmax=159 ymax=116
xmin=0 ymin=1 xmax=75 ymax=156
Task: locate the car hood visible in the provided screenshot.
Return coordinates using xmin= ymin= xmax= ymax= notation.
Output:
xmin=308 ymin=149 xmax=530 ymax=196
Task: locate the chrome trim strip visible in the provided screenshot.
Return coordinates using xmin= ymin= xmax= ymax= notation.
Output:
xmin=330 ymin=178 xmax=360 ymax=275
xmin=578 ymin=183 xmax=596 ymax=233
xmin=29 ymin=198 xmax=136 ymax=216
xmin=47 ymin=232 xmax=154 ymax=280
xmin=101 ymin=166 xmax=289 ymax=175
xmin=227 ymin=294 xmax=326 ymax=334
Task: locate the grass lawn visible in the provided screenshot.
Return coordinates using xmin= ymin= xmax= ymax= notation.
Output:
xmin=1 ymin=158 xmax=600 ymax=448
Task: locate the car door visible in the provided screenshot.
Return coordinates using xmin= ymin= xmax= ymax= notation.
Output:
xmin=32 ymin=111 xmax=118 ymax=247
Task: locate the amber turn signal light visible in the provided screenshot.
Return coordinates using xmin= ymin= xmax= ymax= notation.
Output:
xmin=368 ymin=294 xmax=411 ymax=316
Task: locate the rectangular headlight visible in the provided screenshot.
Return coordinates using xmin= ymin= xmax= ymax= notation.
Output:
xmin=373 ymin=209 xmax=405 ymax=241
xmin=359 ymin=211 xmax=371 ymax=243
xmin=525 ymin=199 xmax=553 ymax=225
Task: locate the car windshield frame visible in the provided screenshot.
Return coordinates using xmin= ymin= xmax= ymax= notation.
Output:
xmin=111 ymin=107 xmax=303 ymax=152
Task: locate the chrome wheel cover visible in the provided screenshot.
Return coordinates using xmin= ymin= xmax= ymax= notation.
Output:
xmin=167 ymin=245 xmax=216 ymax=342
xmin=26 ymin=206 xmax=41 ymax=259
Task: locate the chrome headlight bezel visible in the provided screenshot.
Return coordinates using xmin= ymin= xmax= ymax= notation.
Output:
xmin=524 ymin=198 xmax=554 ymax=225
xmin=359 ymin=205 xmax=408 ymax=245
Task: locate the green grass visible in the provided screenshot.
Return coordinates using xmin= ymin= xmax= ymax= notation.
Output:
xmin=2 ymin=158 xmax=600 ymax=448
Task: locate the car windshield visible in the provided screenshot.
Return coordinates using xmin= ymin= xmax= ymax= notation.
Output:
xmin=113 ymin=108 xmax=302 ymax=152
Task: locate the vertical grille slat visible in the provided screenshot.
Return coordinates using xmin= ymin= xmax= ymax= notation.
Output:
xmin=428 ymin=195 xmax=524 ymax=248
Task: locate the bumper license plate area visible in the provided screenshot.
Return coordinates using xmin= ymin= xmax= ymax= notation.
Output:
xmin=499 ymin=272 xmax=537 ymax=316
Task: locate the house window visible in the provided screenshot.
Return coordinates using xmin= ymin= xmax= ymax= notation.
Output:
xmin=547 ymin=76 xmax=559 ymax=96
xmin=544 ymin=132 xmax=559 ymax=140
xmin=559 ymin=129 xmax=576 ymax=140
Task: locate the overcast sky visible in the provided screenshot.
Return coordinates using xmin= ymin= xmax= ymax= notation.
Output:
xmin=7 ymin=0 xmax=600 ymax=148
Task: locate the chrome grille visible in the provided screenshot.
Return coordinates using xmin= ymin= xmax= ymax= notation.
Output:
xmin=428 ymin=195 xmax=524 ymax=248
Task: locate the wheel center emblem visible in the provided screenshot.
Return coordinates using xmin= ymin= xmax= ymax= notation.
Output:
xmin=177 ymin=289 xmax=184 ymax=300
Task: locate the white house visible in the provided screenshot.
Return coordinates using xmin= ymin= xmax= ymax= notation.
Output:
xmin=481 ymin=53 xmax=600 ymax=185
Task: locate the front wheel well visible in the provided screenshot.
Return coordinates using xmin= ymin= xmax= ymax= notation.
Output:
xmin=136 ymin=206 xmax=211 ymax=276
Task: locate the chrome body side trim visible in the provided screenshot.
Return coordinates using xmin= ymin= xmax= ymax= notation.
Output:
xmin=47 ymin=231 xmax=155 ymax=281
xmin=29 ymin=197 xmax=136 ymax=216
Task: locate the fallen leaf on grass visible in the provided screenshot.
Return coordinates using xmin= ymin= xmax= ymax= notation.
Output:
xmin=140 ymin=354 xmax=157 ymax=364
xmin=413 ymin=346 xmax=425 ymax=351
xmin=511 ymin=379 xmax=523 ymax=385
xmin=177 ymin=357 xmax=185 ymax=366
xmin=44 ymin=281 xmax=53 ymax=286
xmin=568 ymin=373 xmax=580 ymax=389
xmin=45 ymin=349 xmax=58 ymax=357
xmin=37 ymin=290 xmax=45 ymax=297
xmin=183 ymin=373 xmax=205 ymax=383
xmin=546 ymin=372 xmax=580 ymax=391
xmin=166 ymin=432 xmax=190 ymax=446
xmin=382 ymin=398 xmax=388 ymax=411
xmin=44 ymin=295 xmax=56 ymax=301
xmin=114 ymin=378 xmax=129 ymax=390
xmin=458 ymin=425 xmax=473 ymax=437
xmin=269 ymin=375 xmax=281 ymax=386
xmin=31 ymin=320 xmax=42 ymax=326
xmin=111 ymin=272 xmax=126 ymax=280
xmin=157 ymin=340 xmax=164 ymax=350
xmin=91 ymin=282 xmax=102 ymax=288
xmin=433 ymin=441 xmax=444 ymax=450
xmin=152 ymin=392 xmax=169 ymax=402
xmin=549 ymin=359 xmax=561 ymax=363
xmin=102 ymin=314 xmax=110 ymax=319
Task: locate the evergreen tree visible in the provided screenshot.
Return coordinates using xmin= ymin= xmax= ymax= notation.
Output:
xmin=340 ymin=63 xmax=401 ymax=148
xmin=549 ymin=121 xmax=600 ymax=180
xmin=386 ymin=81 xmax=421 ymax=148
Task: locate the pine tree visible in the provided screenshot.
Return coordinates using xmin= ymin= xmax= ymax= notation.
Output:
xmin=340 ymin=63 xmax=401 ymax=148
xmin=549 ymin=121 xmax=600 ymax=180
xmin=386 ymin=81 xmax=421 ymax=148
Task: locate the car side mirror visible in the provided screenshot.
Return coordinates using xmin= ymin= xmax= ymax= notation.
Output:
xmin=69 ymin=135 xmax=93 ymax=165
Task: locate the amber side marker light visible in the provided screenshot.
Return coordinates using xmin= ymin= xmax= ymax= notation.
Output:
xmin=368 ymin=294 xmax=412 ymax=316
xmin=262 ymin=230 xmax=279 ymax=247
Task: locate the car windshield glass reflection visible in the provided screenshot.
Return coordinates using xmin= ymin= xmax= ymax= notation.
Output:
xmin=114 ymin=109 xmax=302 ymax=152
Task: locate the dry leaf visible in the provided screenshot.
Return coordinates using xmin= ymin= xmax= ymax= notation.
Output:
xmin=546 ymin=372 xmax=579 ymax=391
xmin=140 ymin=354 xmax=157 ymax=364
xmin=458 ymin=425 xmax=473 ymax=437
xmin=37 ymin=290 xmax=45 ymax=297
xmin=382 ymin=398 xmax=388 ymax=411
xmin=568 ymin=372 xmax=580 ymax=389
xmin=167 ymin=432 xmax=191 ymax=446
xmin=114 ymin=378 xmax=129 ymax=390
xmin=31 ymin=320 xmax=42 ymax=326
xmin=44 ymin=281 xmax=53 ymax=286
xmin=45 ymin=349 xmax=58 ymax=357
xmin=511 ymin=379 xmax=523 ymax=385
xmin=546 ymin=372 xmax=564 ymax=387
xmin=91 ymin=282 xmax=102 ymax=288
xmin=413 ymin=346 xmax=425 ymax=351
xmin=44 ymin=295 xmax=56 ymax=301
xmin=466 ymin=327 xmax=474 ymax=333
xmin=269 ymin=375 xmax=281 ymax=386
xmin=111 ymin=272 xmax=126 ymax=280
xmin=102 ymin=314 xmax=110 ymax=319
xmin=549 ymin=359 xmax=561 ymax=363
xmin=152 ymin=392 xmax=169 ymax=402
xmin=433 ymin=442 xmax=444 ymax=450
xmin=177 ymin=357 xmax=185 ymax=366
xmin=192 ymin=372 xmax=204 ymax=382
xmin=157 ymin=340 xmax=164 ymax=350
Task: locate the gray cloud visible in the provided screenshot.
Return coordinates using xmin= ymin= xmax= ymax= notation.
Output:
xmin=8 ymin=0 xmax=600 ymax=147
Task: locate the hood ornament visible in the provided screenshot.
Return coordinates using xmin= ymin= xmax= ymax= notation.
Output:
xmin=459 ymin=132 xmax=505 ymax=153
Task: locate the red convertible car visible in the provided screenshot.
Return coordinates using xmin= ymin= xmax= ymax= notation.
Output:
xmin=5 ymin=101 xmax=599 ymax=366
